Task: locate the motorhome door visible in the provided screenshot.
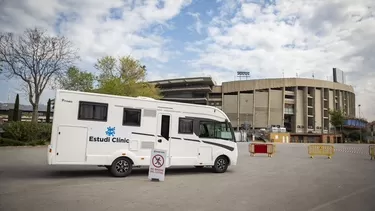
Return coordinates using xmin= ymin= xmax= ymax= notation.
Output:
xmin=55 ymin=125 xmax=88 ymax=163
xmin=156 ymin=113 xmax=171 ymax=166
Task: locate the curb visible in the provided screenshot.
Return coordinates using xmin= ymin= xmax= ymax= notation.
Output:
xmin=0 ymin=145 xmax=48 ymax=149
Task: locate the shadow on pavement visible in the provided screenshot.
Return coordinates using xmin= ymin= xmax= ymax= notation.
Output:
xmin=3 ymin=166 xmax=228 ymax=179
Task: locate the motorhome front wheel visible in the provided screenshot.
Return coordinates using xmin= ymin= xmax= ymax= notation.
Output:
xmin=212 ymin=156 xmax=229 ymax=173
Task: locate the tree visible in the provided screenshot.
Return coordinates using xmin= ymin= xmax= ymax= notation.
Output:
xmin=329 ymin=109 xmax=346 ymax=143
xmin=329 ymin=109 xmax=346 ymax=129
xmin=94 ymin=56 xmax=117 ymax=82
xmin=0 ymin=34 xmax=4 ymax=74
xmin=0 ymin=27 xmax=79 ymax=122
xmin=46 ymin=98 xmax=51 ymax=123
xmin=13 ymin=94 xmax=20 ymax=121
xmin=93 ymin=55 xmax=161 ymax=99
xmin=59 ymin=66 xmax=95 ymax=92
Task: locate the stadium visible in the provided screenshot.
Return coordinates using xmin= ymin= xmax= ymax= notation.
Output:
xmin=149 ymin=70 xmax=356 ymax=143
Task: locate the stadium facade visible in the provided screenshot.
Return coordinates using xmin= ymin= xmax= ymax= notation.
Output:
xmin=149 ymin=77 xmax=355 ymax=142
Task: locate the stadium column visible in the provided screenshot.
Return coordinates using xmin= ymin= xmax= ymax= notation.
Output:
xmin=321 ymin=88 xmax=325 ymax=135
xmin=293 ymin=86 xmax=298 ymax=133
xmin=329 ymin=89 xmax=337 ymax=134
xmin=337 ymin=90 xmax=343 ymax=112
xmin=350 ymin=92 xmax=352 ymax=116
xmin=221 ymin=92 xmax=224 ymax=111
xmin=347 ymin=91 xmax=350 ymax=115
xmin=252 ymin=89 xmax=256 ymax=130
xmin=342 ymin=91 xmax=345 ymax=114
xmin=328 ymin=90 xmax=332 ymax=134
xmin=351 ymin=92 xmax=355 ymax=116
xmin=353 ymin=92 xmax=356 ymax=117
xmin=237 ymin=91 xmax=240 ymax=131
xmin=304 ymin=87 xmax=308 ymax=133
xmin=282 ymin=86 xmax=285 ymax=127
xmin=313 ymin=87 xmax=316 ymax=130
xmin=346 ymin=92 xmax=349 ymax=115
xmin=346 ymin=91 xmax=349 ymax=115
xmin=267 ymin=88 xmax=271 ymax=127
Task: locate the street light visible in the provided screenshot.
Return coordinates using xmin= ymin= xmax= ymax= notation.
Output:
xmin=358 ymin=104 xmax=362 ymax=143
xmin=358 ymin=104 xmax=361 ymax=118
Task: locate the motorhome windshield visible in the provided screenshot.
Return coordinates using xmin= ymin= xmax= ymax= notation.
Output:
xmin=199 ymin=120 xmax=235 ymax=142
xmin=227 ymin=121 xmax=236 ymax=142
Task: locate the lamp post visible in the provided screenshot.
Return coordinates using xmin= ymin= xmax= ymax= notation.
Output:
xmin=358 ymin=104 xmax=361 ymax=118
xmin=358 ymin=104 xmax=362 ymax=143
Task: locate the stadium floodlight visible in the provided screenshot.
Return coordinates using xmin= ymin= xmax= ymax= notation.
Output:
xmin=237 ymin=71 xmax=250 ymax=80
xmin=237 ymin=71 xmax=250 ymax=76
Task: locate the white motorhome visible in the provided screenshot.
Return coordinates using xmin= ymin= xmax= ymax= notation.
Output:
xmin=48 ymin=90 xmax=238 ymax=177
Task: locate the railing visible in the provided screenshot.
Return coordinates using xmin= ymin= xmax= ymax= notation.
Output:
xmin=0 ymin=116 xmax=53 ymax=123
xmin=160 ymin=86 xmax=212 ymax=92
xmin=308 ymin=145 xmax=334 ymax=159
xmin=163 ymin=97 xmax=208 ymax=101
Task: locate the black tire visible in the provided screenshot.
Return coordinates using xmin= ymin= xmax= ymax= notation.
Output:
xmin=212 ymin=156 xmax=229 ymax=173
xmin=109 ymin=157 xmax=133 ymax=177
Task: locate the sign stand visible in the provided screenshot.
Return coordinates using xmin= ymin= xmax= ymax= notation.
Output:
xmin=148 ymin=149 xmax=167 ymax=182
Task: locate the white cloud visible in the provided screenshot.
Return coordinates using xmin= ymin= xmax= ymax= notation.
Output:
xmin=186 ymin=0 xmax=375 ymax=119
xmin=187 ymin=12 xmax=203 ymax=34
xmin=1 ymin=0 xmax=375 ymax=120
xmin=0 ymin=0 xmax=191 ymax=64
xmin=0 ymin=0 xmax=192 ymax=105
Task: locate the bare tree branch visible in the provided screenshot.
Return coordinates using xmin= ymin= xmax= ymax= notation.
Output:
xmin=0 ymin=27 xmax=79 ymax=122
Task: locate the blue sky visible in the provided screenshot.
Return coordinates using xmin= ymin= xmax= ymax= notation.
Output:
xmin=0 ymin=0 xmax=374 ymax=119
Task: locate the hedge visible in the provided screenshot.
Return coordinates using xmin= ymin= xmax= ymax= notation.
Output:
xmin=1 ymin=121 xmax=52 ymax=145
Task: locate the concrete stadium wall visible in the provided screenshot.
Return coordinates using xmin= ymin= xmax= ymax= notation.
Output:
xmin=154 ymin=77 xmax=356 ymax=133
xmin=254 ymin=91 xmax=268 ymax=128
xmin=239 ymin=93 xmax=253 ymax=127
xmin=221 ymin=78 xmax=354 ymax=93
xmin=269 ymin=90 xmax=283 ymax=126
xmin=216 ymin=78 xmax=355 ymax=131
xmin=223 ymin=94 xmax=238 ymax=127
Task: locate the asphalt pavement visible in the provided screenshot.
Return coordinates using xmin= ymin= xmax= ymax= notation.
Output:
xmin=0 ymin=143 xmax=374 ymax=211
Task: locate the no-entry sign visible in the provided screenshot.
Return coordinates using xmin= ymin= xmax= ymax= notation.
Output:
xmin=148 ymin=149 xmax=167 ymax=181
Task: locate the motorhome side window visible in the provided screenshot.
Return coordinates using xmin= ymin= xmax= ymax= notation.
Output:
xmin=178 ymin=118 xmax=193 ymax=134
xmin=123 ymin=108 xmax=141 ymax=126
xmin=78 ymin=101 xmax=108 ymax=121
xmin=199 ymin=121 xmax=234 ymax=141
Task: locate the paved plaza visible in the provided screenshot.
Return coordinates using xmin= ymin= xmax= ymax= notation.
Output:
xmin=0 ymin=143 xmax=374 ymax=211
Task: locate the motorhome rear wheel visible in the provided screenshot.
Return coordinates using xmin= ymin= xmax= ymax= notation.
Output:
xmin=110 ymin=157 xmax=133 ymax=177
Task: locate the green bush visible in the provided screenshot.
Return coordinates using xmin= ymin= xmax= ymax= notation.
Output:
xmin=0 ymin=138 xmax=26 ymax=146
xmin=2 ymin=122 xmax=52 ymax=143
xmin=35 ymin=123 xmax=52 ymax=142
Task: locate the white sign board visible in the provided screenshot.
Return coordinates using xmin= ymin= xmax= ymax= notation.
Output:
xmin=148 ymin=149 xmax=167 ymax=181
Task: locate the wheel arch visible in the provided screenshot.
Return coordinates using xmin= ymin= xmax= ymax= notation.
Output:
xmin=108 ymin=150 xmax=137 ymax=165
xmin=112 ymin=155 xmax=134 ymax=165
xmin=111 ymin=156 xmax=134 ymax=165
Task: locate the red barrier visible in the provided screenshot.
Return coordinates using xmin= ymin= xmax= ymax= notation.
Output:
xmin=249 ymin=143 xmax=275 ymax=157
